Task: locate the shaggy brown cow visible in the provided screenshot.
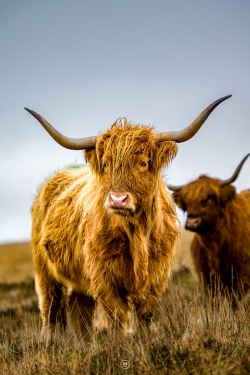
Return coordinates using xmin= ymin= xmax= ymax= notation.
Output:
xmin=170 ymin=153 xmax=250 ymax=299
xmin=25 ymin=95 xmax=230 ymax=340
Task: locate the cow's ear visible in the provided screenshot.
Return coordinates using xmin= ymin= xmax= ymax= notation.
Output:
xmin=154 ymin=141 xmax=178 ymax=169
xmin=221 ymin=185 xmax=236 ymax=203
xmin=84 ymin=149 xmax=99 ymax=173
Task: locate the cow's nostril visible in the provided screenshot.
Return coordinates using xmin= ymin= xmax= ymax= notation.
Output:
xmin=109 ymin=192 xmax=130 ymax=209
xmin=110 ymin=193 xmax=127 ymax=203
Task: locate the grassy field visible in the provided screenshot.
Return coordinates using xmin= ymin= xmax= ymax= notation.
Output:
xmin=1 ymin=231 xmax=250 ymax=374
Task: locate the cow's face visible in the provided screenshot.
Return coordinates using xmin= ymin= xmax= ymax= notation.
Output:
xmin=85 ymin=120 xmax=177 ymax=216
xmin=173 ymin=176 xmax=236 ymax=233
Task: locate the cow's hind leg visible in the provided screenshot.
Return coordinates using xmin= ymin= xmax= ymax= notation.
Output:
xmin=35 ymin=274 xmax=67 ymax=341
xmin=69 ymin=292 xmax=96 ymax=342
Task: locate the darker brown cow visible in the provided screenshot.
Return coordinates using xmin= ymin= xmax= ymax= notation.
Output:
xmin=25 ymin=95 xmax=230 ymax=341
xmin=170 ymin=153 xmax=250 ymax=299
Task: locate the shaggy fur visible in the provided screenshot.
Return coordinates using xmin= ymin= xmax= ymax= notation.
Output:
xmin=31 ymin=119 xmax=179 ymax=341
xmin=173 ymin=176 xmax=250 ymax=298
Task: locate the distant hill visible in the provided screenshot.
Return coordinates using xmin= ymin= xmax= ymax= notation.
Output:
xmin=0 ymin=242 xmax=34 ymax=283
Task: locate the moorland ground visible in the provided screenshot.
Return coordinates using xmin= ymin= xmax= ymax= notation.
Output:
xmin=1 ymin=230 xmax=250 ymax=375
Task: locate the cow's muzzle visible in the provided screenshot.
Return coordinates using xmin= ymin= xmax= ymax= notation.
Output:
xmin=185 ymin=215 xmax=202 ymax=231
xmin=110 ymin=193 xmax=128 ymax=208
xmin=105 ymin=192 xmax=135 ymax=212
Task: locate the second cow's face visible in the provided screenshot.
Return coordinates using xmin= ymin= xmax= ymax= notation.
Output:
xmin=173 ymin=176 xmax=236 ymax=234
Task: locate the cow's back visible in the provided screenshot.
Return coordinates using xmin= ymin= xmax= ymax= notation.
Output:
xmin=239 ymin=189 xmax=250 ymax=202
xmin=231 ymin=188 xmax=250 ymax=255
xmin=32 ymin=165 xmax=91 ymax=230
xmin=31 ymin=165 xmax=94 ymax=282
xmin=235 ymin=189 xmax=250 ymax=220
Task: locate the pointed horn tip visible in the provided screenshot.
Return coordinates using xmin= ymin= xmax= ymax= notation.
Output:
xmin=221 ymin=152 xmax=250 ymax=186
xmin=224 ymin=94 xmax=232 ymax=101
xmin=237 ymin=152 xmax=250 ymax=165
xmin=24 ymin=107 xmax=42 ymax=121
xmin=24 ymin=107 xmax=35 ymax=115
xmin=222 ymin=94 xmax=232 ymax=99
xmin=212 ymin=94 xmax=232 ymax=107
xmin=240 ymin=152 xmax=250 ymax=165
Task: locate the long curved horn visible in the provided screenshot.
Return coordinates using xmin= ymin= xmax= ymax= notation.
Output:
xmin=155 ymin=95 xmax=232 ymax=143
xmin=25 ymin=94 xmax=231 ymax=149
xmin=167 ymin=183 xmax=184 ymax=192
xmin=221 ymin=153 xmax=250 ymax=186
xmin=24 ymin=108 xmax=97 ymax=150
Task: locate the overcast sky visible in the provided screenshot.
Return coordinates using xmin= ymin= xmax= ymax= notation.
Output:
xmin=1 ymin=1 xmax=250 ymax=244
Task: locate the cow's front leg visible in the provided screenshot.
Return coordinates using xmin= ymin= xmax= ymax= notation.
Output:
xmin=134 ymin=294 xmax=158 ymax=341
xmin=96 ymin=288 xmax=129 ymax=340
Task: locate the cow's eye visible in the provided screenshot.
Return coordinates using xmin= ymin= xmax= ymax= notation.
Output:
xmin=207 ymin=194 xmax=216 ymax=203
xmin=201 ymin=195 xmax=215 ymax=206
xmin=141 ymin=161 xmax=147 ymax=167
xmin=102 ymin=163 xmax=107 ymax=170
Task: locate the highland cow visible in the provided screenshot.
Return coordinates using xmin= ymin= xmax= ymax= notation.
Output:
xmin=170 ymin=153 xmax=250 ymax=299
xmin=25 ymin=95 xmax=231 ymax=340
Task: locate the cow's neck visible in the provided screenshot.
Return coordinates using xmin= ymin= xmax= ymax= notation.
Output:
xmin=116 ymin=204 xmax=158 ymax=299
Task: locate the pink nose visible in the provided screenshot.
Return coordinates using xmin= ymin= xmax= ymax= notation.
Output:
xmin=110 ymin=193 xmax=128 ymax=209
